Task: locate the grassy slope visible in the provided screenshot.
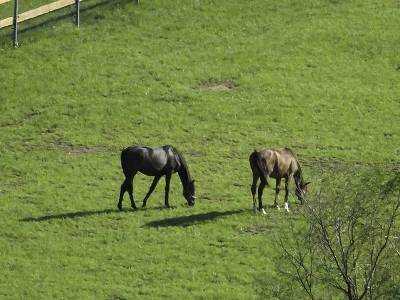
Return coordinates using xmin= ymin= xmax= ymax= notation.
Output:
xmin=0 ymin=0 xmax=399 ymax=298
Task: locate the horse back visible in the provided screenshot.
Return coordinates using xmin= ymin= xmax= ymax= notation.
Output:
xmin=162 ymin=145 xmax=182 ymax=171
xmin=121 ymin=145 xmax=171 ymax=176
xmin=256 ymin=148 xmax=299 ymax=178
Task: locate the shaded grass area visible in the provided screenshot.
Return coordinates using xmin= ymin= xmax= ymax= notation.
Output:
xmin=19 ymin=208 xmax=119 ymax=221
xmin=145 ymin=209 xmax=246 ymax=227
xmin=0 ymin=0 xmax=399 ymax=298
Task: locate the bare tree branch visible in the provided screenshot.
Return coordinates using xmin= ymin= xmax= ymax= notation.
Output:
xmin=276 ymin=172 xmax=400 ymax=300
xmin=359 ymin=199 xmax=400 ymax=300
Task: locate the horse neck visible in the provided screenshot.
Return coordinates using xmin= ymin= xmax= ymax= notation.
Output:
xmin=294 ymin=162 xmax=304 ymax=188
xmin=178 ymin=165 xmax=191 ymax=188
xmin=173 ymin=148 xmax=191 ymax=188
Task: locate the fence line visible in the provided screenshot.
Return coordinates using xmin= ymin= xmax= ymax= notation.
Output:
xmin=0 ymin=0 xmax=138 ymax=47
xmin=0 ymin=0 xmax=81 ymax=47
xmin=21 ymin=0 xmax=78 ymax=23
xmin=0 ymin=17 xmax=12 ymax=28
xmin=0 ymin=0 xmax=81 ymax=29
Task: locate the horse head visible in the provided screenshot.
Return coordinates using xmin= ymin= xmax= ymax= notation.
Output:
xmin=183 ymin=179 xmax=196 ymax=206
xmin=295 ymin=181 xmax=310 ymax=203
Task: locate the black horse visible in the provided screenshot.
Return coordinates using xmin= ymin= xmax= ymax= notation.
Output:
xmin=118 ymin=145 xmax=196 ymax=210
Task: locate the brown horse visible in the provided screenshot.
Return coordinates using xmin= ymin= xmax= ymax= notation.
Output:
xmin=249 ymin=148 xmax=310 ymax=214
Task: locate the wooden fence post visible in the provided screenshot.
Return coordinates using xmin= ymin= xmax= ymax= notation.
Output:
xmin=75 ymin=0 xmax=79 ymax=27
xmin=12 ymin=0 xmax=18 ymax=47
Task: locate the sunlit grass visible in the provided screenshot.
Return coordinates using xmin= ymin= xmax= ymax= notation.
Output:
xmin=0 ymin=0 xmax=399 ymax=298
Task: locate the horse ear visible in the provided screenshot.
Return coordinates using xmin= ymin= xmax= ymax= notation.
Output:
xmin=304 ymin=182 xmax=311 ymax=186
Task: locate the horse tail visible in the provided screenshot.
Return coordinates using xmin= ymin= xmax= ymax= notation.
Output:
xmin=249 ymin=150 xmax=269 ymax=186
xmin=120 ymin=148 xmax=130 ymax=177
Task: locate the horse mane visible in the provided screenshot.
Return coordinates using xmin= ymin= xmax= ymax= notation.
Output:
xmin=284 ymin=147 xmax=303 ymax=182
xmin=167 ymin=145 xmax=191 ymax=180
xmin=283 ymin=147 xmax=297 ymax=158
xmin=296 ymin=161 xmax=303 ymax=178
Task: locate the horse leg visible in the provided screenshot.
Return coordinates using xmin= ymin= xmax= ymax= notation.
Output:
xmin=118 ymin=177 xmax=129 ymax=211
xmin=164 ymin=173 xmax=171 ymax=208
xmin=142 ymin=175 xmax=161 ymax=208
xmin=118 ymin=174 xmax=136 ymax=210
xmin=284 ymin=178 xmax=290 ymax=212
xmin=258 ymin=179 xmax=267 ymax=215
xmin=251 ymin=173 xmax=259 ymax=212
xmin=127 ymin=174 xmax=137 ymax=210
xmin=274 ymin=177 xmax=281 ymax=210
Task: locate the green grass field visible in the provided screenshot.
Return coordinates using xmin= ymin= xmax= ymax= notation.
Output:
xmin=1 ymin=0 xmax=399 ymax=299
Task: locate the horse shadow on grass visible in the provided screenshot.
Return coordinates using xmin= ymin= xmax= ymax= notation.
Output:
xmin=144 ymin=209 xmax=246 ymax=228
xmin=19 ymin=206 xmax=201 ymax=222
xmin=20 ymin=208 xmax=123 ymax=222
xmin=20 ymin=208 xmax=247 ymax=224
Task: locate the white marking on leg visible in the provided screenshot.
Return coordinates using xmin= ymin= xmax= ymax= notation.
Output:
xmin=276 ymin=205 xmax=281 ymax=211
xmin=284 ymin=202 xmax=289 ymax=212
xmin=261 ymin=208 xmax=267 ymax=215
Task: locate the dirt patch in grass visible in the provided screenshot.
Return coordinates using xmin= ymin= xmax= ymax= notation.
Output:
xmin=107 ymin=295 xmax=127 ymax=300
xmin=186 ymin=150 xmax=206 ymax=157
xmin=239 ymin=224 xmax=275 ymax=235
xmin=153 ymin=95 xmax=192 ymax=103
xmin=196 ymin=79 xmax=237 ymax=91
xmin=49 ymin=140 xmax=116 ymax=155
xmin=0 ymin=111 xmax=42 ymax=128
xmin=50 ymin=142 xmax=97 ymax=155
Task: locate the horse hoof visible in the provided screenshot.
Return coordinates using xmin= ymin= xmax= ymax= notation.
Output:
xmin=261 ymin=208 xmax=267 ymax=215
xmin=117 ymin=204 xmax=122 ymax=211
xmin=276 ymin=205 xmax=281 ymax=211
xmin=284 ymin=203 xmax=289 ymax=212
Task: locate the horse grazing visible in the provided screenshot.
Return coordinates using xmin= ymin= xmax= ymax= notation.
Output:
xmin=249 ymin=148 xmax=310 ymax=214
xmin=118 ymin=145 xmax=195 ymax=210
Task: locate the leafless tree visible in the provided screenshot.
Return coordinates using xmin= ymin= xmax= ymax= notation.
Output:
xmin=277 ymin=172 xmax=400 ymax=300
